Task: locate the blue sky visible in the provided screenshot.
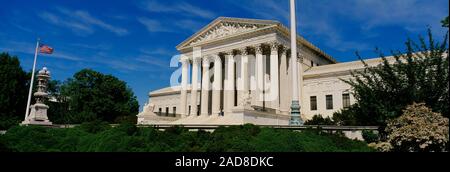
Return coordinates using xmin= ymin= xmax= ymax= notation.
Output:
xmin=1 ymin=0 xmax=448 ymax=110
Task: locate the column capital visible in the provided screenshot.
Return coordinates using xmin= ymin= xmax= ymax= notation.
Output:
xmin=279 ymin=44 xmax=288 ymax=51
xmin=192 ymin=56 xmax=202 ymax=64
xmin=239 ymin=47 xmax=248 ymax=56
xmin=279 ymin=45 xmax=288 ymax=56
xmin=179 ymin=55 xmax=189 ymax=63
xmin=213 ymin=55 xmax=222 ymax=62
xmin=255 ymin=45 xmax=263 ymax=54
xmin=297 ymin=53 xmax=304 ymax=63
xmin=224 ymin=50 xmax=234 ymax=56
xmin=202 ymin=57 xmax=211 ymax=67
xmin=269 ymin=41 xmax=279 ymax=51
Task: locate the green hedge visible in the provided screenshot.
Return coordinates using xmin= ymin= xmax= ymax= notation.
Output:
xmin=0 ymin=124 xmax=374 ymax=152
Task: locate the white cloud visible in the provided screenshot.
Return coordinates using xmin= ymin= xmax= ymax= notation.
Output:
xmin=175 ymin=2 xmax=215 ymax=19
xmin=135 ymin=55 xmax=169 ymax=68
xmin=69 ymin=43 xmax=111 ymax=51
xmin=137 ymin=17 xmax=173 ymax=32
xmin=38 ymin=11 xmax=94 ymax=36
xmin=173 ymin=19 xmax=204 ymax=32
xmin=71 ymin=10 xmax=129 ymax=36
xmin=11 ymin=23 xmax=34 ymax=33
xmin=139 ymin=47 xmax=174 ymax=56
xmin=142 ymin=0 xmax=215 ymax=19
xmin=41 ymin=51 xmax=83 ymax=61
xmin=39 ymin=7 xmax=128 ymax=36
xmin=231 ymin=0 xmax=289 ymax=22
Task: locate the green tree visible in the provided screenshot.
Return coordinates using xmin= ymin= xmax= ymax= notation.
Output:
xmin=442 ymin=16 xmax=449 ymax=28
xmin=0 ymin=53 xmax=29 ymax=129
xmin=61 ymin=69 xmax=139 ymax=123
xmin=46 ymin=80 xmax=71 ymax=124
xmin=337 ymin=29 xmax=449 ymax=126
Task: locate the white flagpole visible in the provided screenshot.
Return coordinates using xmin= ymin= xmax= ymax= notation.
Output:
xmin=289 ymin=0 xmax=303 ymax=125
xmin=24 ymin=38 xmax=40 ymax=120
xmin=290 ymin=0 xmax=298 ymax=103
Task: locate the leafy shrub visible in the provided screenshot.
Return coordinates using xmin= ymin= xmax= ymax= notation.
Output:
xmin=0 ymin=116 xmax=20 ymax=130
xmin=115 ymin=122 xmax=138 ymax=136
xmin=0 ymin=136 xmax=12 ymax=152
xmin=165 ymin=125 xmax=188 ymax=135
xmin=205 ymin=124 xmax=260 ymax=152
xmin=385 ymin=103 xmax=449 ymax=152
xmin=115 ymin=115 xmax=137 ymax=124
xmin=251 ymin=128 xmax=304 ymax=152
xmin=304 ymin=115 xmax=335 ymax=125
xmin=368 ymin=142 xmax=393 ymax=152
xmin=362 ymin=130 xmax=379 ymax=143
xmin=0 ymin=124 xmax=374 ymax=152
xmin=332 ymin=105 xmax=362 ymax=126
xmin=78 ymin=120 xmax=110 ymax=134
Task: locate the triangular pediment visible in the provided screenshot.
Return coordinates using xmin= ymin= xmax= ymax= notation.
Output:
xmin=177 ymin=17 xmax=279 ymax=50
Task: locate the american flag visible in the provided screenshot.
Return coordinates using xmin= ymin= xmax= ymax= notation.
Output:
xmin=39 ymin=43 xmax=53 ymax=54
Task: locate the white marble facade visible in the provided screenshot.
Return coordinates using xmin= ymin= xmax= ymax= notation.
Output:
xmin=137 ymin=17 xmax=387 ymax=125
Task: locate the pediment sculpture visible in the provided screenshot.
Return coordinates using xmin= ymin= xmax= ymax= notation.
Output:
xmin=188 ymin=22 xmax=260 ymax=46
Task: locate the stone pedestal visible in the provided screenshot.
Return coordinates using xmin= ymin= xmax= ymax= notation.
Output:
xmin=21 ymin=67 xmax=53 ymax=126
xmin=21 ymin=103 xmax=52 ymax=125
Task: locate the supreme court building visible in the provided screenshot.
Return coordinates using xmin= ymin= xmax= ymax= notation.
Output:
xmin=137 ymin=17 xmax=388 ymax=125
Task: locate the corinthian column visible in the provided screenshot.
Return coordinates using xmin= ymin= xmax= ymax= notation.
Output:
xmin=200 ymin=57 xmax=210 ymax=116
xmin=239 ymin=47 xmax=250 ymax=107
xmin=297 ymin=52 xmax=304 ymax=115
xmin=254 ymin=45 xmax=264 ymax=107
xmin=224 ymin=50 xmax=235 ymax=113
xmin=212 ymin=55 xmax=223 ymax=115
xmin=268 ymin=42 xmax=280 ymax=112
xmin=190 ymin=57 xmax=200 ymax=116
xmin=279 ymin=47 xmax=289 ymax=114
xmin=180 ymin=57 xmax=189 ymax=117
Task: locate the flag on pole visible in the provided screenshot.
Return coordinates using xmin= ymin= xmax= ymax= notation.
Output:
xmin=39 ymin=43 xmax=54 ymax=54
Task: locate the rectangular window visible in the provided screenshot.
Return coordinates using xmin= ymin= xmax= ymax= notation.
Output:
xmin=158 ymin=108 xmax=162 ymax=115
xmin=173 ymin=107 xmax=176 ymax=115
xmin=342 ymin=93 xmax=350 ymax=109
xmin=188 ymin=105 xmax=191 ymax=115
xmin=165 ymin=107 xmax=169 ymax=116
xmin=310 ymin=61 xmax=314 ymax=67
xmin=326 ymin=95 xmax=333 ymax=110
xmin=310 ymin=96 xmax=317 ymax=111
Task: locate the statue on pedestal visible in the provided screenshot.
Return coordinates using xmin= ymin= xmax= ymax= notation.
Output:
xmin=21 ymin=67 xmax=52 ymax=125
